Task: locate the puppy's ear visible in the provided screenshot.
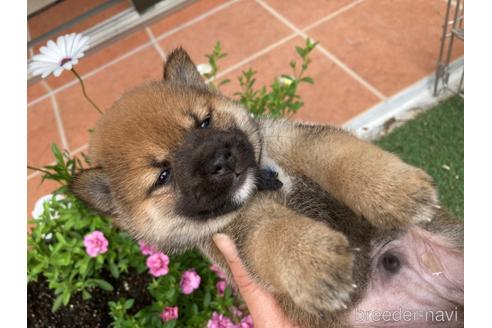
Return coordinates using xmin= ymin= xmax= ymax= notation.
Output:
xmin=163 ymin=47 xmax=206 ymax=89
xmin=70 ymin=168 xmax=116 ymax=216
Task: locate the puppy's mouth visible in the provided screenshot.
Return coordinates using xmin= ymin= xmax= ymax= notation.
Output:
xmin=197 ymin=167 xmax=257 ymax=220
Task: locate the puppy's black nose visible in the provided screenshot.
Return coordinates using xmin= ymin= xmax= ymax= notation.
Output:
xmin=206 ymin=146 xmax=237 ymax=177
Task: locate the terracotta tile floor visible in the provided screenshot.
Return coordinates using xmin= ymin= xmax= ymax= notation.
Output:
xmin=27 ymin=0 xmax=464 ymax=214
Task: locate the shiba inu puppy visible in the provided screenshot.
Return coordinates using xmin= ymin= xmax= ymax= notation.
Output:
xmin=71 ymin=48 xmax=463 ymax=327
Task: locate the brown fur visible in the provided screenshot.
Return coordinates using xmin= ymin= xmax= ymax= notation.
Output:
xmin=70 ymin=48 xmax=446 ymax=327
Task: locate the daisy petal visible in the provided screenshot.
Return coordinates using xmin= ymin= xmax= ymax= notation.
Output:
xmin=46 ymin=40 xmax=63 ymax=58
xmin=31 ymin=54 xmax=59 ymax=64
xmin=66 ymin=33 xmax=76 ymax=59
xmin=56 ymin=35 xmax=67 ymax=58
xmin=53 ymin=66 xmax=64 ymax=77
xmin=38 ymin=46 xmax=60 ymax=63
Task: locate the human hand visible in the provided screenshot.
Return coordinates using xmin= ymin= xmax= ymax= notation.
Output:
xmin=212 ymin=233 xmax=300 ymax=328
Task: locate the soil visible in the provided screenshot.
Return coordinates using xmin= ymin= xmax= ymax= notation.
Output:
xmin=27 ymin=269 xmax=153 ymax=327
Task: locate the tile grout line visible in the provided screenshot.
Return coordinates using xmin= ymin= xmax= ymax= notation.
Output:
xmin=313 ymin=46 xmax=386 ymax=100
xmin=255 ymin=0 xmax=387 ymax=101
xmin=145 ymin=27 xmax=167 ymax=60
xmin=28 ymin=0 xmax=240 ymax=109
xmin=27 ymin=170 xmax=41 ymax=180
xmin=214 ymin=33 xmax=298 ymax=80
xmin=42 ymin=80 xmax=70 ymax=152
xmin=214 ymin=0 xmax=366 ymax=81
xmin=303 ymin=0 xmax=366 ymax=32
xmin=70 ymin=143 xmax=89 ymax=157
xmin=153 ymin=0 xmax=240 ymax=44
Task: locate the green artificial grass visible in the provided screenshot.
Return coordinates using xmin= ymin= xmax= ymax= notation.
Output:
xmin=375 ymin=96 xmax=464 ymax=219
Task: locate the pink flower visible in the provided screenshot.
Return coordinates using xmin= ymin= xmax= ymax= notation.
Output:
xmin=139 ymin=240 xmax=158 ymax=256
xmin=83 ymin=230 xmax=108 ymax=257
xmin=146 ymin=253 xmax=169 ymax=277
xmin=180 ymin=269 xmax=201 ymax=294
xmin=229 ymin=305 xmax=243 ymax=318
xmin=216 ymin=280 xmax=227 ymax=296
xmin=160 ymin=306 xmax=178 ymax=321
xmin=235 ymin=315 xmax=254 ymax=328
xmin=230 ymin=306 xmax=243 ymax=319
xmin=207 ymin=312 xmax=235 ymax=328
xmin=210 ymin=263 xmax=227 ymax=280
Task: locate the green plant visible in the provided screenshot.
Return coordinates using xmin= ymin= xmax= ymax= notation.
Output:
xmin=202 ymin=41 xmax=230 ymax=91
xmin=234 ymin=38 xmax=317 ymax=118
xmin=28 ymin=146 xmax=146 ymax=312
xmin=202 ymin=38 xmax=317 ymax=118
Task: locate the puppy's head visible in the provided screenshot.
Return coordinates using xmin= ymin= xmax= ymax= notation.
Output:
xmin=70 ymin=48 xmax=262 ymax=250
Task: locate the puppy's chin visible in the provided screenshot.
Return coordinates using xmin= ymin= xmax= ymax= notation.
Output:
xmin=177 ymin=168 xmax=257 ymax=221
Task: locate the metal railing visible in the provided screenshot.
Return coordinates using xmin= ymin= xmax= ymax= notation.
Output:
xmin=433 ymin=0 xmax=464 ymax=98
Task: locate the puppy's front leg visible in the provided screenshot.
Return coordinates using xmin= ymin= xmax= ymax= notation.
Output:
xmin=261 ymin=119 xmax=438 ymax=229
xmin=216 ymin=198 xmax=354 ymax=316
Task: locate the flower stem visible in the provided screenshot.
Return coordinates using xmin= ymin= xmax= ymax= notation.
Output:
xmin=71 ymin=68 xmax=102 ymax=114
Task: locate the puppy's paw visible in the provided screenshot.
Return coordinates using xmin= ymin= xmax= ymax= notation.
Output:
xmin=282 ymin=224 xmax=355 ymax=315
xmin=361 ymin=166 xmax=438 ymax=229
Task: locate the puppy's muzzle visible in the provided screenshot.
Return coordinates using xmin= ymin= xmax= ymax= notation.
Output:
xmin=174 ymin=128 xmax=257 ymax=219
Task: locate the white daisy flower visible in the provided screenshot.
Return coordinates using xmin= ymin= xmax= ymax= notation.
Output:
xmin=29 ymin=33 xmax=90 ymax=78
xmin=197 ymin=63 xmax=213 ymax=76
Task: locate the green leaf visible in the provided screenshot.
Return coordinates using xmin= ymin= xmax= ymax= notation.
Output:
xmin=55 ymin=232 xmax=67 ymax=244
xmin=82 ymin=290 xmax=92 ymax=300
xmin=301 ymin=76 xmax=314 ymax=84
xmin=52 ymin=295 xmax=64 ymax=312
xmin=96 ymin=254 xmax=105 ymax=265
xmin=79 ymin=258 xmax=89 ymax=275
xmin=51 ymin=144 xmax=64 ymax=164
xmin=62 ymin=290 xmax=71 ymax=305
xmin=203 ymin=290 xmax=211 ymax=308
xmin=191 ymin=303 xmax=199 ymax=315
xmin=165 ymin=321 xmax=177 ymax=328
xmin=164 ymin=288 xmax=175 ymax=300
xmin=109 ymin=259 xmax=120 ymax=278
xmin=217 ymin=79 xmax=231 ymax=87
xmin=29 ymin=263 xmax=45 ymax=277
xmin=124 ymin=299 xmax=134 ymax=310
xmin=88 ymin=279 xmax=114 ymax=291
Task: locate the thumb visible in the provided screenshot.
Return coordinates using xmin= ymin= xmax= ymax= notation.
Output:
xmin=212 ymin=233 xmax=263 ymax=297
xmin=212 ymin=234 xmax=297 ymax=328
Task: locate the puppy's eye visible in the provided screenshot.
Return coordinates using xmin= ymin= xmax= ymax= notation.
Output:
xmin=199 ymin=115 xmax=212 ymax=128
xmin=157 ymin=168 xmax=172 ymax=186
xmin=381 ymin=252 xmax=401 ymax=274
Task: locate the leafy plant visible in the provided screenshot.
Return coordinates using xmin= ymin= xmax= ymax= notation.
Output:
xmin=236 ymin=38 xmax=317 ymax=118
xmin=27 ymin=145 xmax=146 ymax=312
xmin=203 ymin=38 xmax=318 ymax=118
xmin=202 ymin=41 xmax=230 ymax=91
